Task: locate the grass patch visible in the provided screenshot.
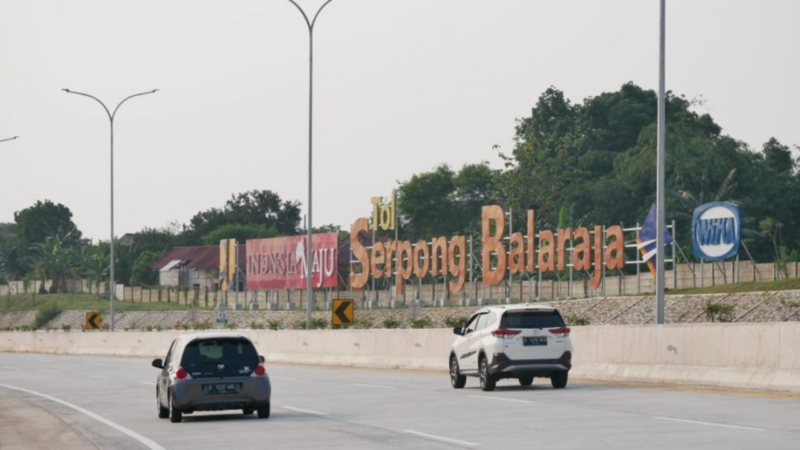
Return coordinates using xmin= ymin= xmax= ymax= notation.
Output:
xmin=669 ymin=278 xmax=800 ymax=296
xmin=0 ymin=293 xmax=203 ymax=314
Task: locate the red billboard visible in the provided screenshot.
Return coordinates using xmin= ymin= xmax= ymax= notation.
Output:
xmin=246 ymin=233 xmax=339 ymax=290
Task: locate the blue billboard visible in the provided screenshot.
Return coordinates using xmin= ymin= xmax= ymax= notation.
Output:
xmin=691 ymin=202 xmax=741 ymax=262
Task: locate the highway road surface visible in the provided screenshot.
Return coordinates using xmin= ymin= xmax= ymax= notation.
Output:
xmin=1 ymin=353 xmax=799 ymax=449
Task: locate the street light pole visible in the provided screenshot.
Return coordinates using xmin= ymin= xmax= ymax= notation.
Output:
xmin=286 ymin=0 xmax=334 ymax=330
xmin=63 ymin=88 xmax=158 ymax=331
xmin=655 ymin=0 xmax=667 ymax=324
xmin=0 ymin=136 xmax=19 ymax=144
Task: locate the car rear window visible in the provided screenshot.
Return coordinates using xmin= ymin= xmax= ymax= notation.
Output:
xmin=501 ymin=311 xmax=565 ymax=329
xmin=180 ymin=338 xmax=259 ymax=378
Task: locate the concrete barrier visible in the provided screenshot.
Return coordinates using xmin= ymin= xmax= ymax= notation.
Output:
xmin=3 ymin=323 xmax=800 ymax=393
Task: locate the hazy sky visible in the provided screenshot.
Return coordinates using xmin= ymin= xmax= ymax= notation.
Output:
xmin=1 ymin=0 xmax=798 ymax=240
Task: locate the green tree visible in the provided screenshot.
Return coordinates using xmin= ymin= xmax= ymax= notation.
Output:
xmin=14 ymin=200 xmax=82 ymax=248
xmin=130 ymin=251 xmax=163 ymax=286
xmin=202 ymin=224 xmax=279 ymax=245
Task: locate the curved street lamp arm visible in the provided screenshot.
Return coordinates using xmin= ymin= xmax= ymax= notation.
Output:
xmin=287 ymin=0 xmax=313 ymax=30
xmin=0 ymin=136 xmax=19 ymax=143
xmin=311 ymin=0 xmax=334 ymax=29
xmin=111 ymin=90 xmax=159 ymax=120
xmin=62 ymin=89 xmax=112 ymax=121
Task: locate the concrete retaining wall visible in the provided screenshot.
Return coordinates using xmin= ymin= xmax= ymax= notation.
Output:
xmin=3 ymin=323 xmax=800 ymax=393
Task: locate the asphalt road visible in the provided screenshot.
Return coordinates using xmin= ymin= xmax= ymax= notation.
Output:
xmin=1 ymin=353 xmax=799 ymax=450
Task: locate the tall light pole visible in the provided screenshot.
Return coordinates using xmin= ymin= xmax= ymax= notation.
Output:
xmin=655 ymin=0 xmax=667 ymax=324
xmin=63 ymin=88 xmax=158 ymax=331
xmin=286 ymin=0 xmax=334 ymax=330
xmin=0 ymin=136 xmax=19 ymax=144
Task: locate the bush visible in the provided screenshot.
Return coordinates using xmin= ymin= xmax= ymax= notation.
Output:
xmin=250 ymin=320 xmax=266 ymax=330
xmin=267 ymin=319 xmax=282 ymax=330
xmin=703 ymin=301 xmax=735 ymax=323
xmin=382 ymin=317 xmax=402 ymax=329
xmin=34 ymin=305 xmax=62 ymax=329
xmin=293 ymin=318 xmax=329 ymax=330
xmin=410 ymin=316 xmax=433 ymax=329
xmin=443 ymin=315 xmax=468 ymax=328
xmin=564 ymin=314 xmax=590 ymax=326
xmin=352 ymin=318 xmax=374 ymax=329
xmin=61 ymin=323 xmax=71 ymax=332
xmin=144 ymin=325 xmax=153 ymax=332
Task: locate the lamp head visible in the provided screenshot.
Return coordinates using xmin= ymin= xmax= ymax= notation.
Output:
xmin=62 ymin=88 xmax=71 ymax=93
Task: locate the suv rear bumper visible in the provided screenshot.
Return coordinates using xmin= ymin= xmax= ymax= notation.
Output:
xmin=488 ymin=351 xmax=571 ymax=377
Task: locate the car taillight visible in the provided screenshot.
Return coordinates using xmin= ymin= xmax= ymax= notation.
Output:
xmin=491 ymin=328 xmax=522 ymax=338
xmin=254 ymin=365 xmax=266 ymax=376
xmin=175 ymin=367 xmax=188 ymax=380
xmin=549 ymin=327 xmax=571 ymax=337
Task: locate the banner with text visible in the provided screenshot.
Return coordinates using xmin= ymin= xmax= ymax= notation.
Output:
xmin=246 ymin=233 xmax=339 ymax=290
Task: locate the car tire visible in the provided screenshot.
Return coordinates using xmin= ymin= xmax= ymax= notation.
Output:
xmin=157 ymin=389 xmax=169 ymax=419
xmin=450 ymin=355 xmax=467 ymax=389
xmin=551 ymin=371 xmax=568 ymax=389
xmin=519 ymin=376 xmax=534 ymax=386
xmin=243 ymin=407 xmax=255 ymax=415
xmin=169 ymin=394 xmax=182 ymax=423
xmin=479 ymin=356 xmax=496 ymax=392
xmin=257 ymin=402 xmax=270 ymax=419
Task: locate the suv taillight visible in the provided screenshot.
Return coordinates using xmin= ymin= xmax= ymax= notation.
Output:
xmin=175 ymin=367 xmax=188 ymax=380
xmin=254 ymin=365 xmax=266 ymax=376
xmin=549 ymin=327 xmax=571 ymax=337
xmin=491 ymin=328 xmax=522 ymax=338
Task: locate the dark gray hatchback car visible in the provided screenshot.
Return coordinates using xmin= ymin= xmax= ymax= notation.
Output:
xmin=152 ymin=332 xmax=271 ymax=423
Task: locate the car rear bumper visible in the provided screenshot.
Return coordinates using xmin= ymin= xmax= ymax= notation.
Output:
xmin=489 ymin=351 xmax=572 ymax=376
xmin=172 ymin=377 xmax=271 ymax=411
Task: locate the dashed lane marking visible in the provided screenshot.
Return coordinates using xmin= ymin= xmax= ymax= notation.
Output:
xmin=654 ymin=416 xmax=767 ymax=432
xmin=403 ymin=429 xmax=479 ymax=447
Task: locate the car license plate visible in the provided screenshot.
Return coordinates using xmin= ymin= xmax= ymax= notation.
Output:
xmin=523 ymin=337 xmax=547 ymax=346
xmin=202 ymin=383 xmax=242 ymax=395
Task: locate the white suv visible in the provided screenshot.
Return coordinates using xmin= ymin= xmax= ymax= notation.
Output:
xmin=449 ymin=304 xmax=572 ymax=391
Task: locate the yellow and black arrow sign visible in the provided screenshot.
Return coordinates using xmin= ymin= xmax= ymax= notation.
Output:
xmin=332 ymin=299 xmax=354 ymax=327
xmin=85 ymin=312 xmax=102 ymax=330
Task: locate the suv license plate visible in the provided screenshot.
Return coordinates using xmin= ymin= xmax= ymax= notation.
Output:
xmin=523 ymin=337 xmax=547 ymax=346
xmin=203 ymin=383 xmax=242 ymax=395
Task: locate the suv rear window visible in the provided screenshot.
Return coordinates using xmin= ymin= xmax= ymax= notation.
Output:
xmin=501 ymin=311 xmax=565 ymax=329
xmin=181 ymin=338 xmax=259 ymax=379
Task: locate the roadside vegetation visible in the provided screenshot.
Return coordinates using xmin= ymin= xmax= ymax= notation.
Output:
xmin=0 ymin=293 xmax=200 ymax=313
xmin=669 ymin=278 xmax=800 ymax=296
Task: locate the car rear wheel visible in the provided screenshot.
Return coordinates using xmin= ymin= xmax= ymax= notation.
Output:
xmin=551 ymin=371 xmax=568 ymax=389
xmin=519 ymin=376 xmax=534 ymax=386
xmin=479 ymin=357 xmax=496 ymax=392
xmin=169 ymin=394 xmax=182 ymax=423
xmin=450 ymin=355 xmax=467 ymax=389
xmin=157 ymin=389 xmax=169 ymax=419
xmin=257 ymin=402 xmax=270 ymax=419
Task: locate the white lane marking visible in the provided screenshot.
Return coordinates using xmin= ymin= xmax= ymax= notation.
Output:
xmin=0 ymin=384 xmax=166 ymax=450
xmin=140 ymin=382 xmax=156 ymax=386
xmin=654 ymin=416 xmax=767 ymax=432
xmin=282 ymin=406 xmax=329 ymax=416
xmin=468 ymin=395 xmax=531 ymax=404
xmin=352 ymin=383 xmax=398 ymax=390
xmin=403 ymin=430 xmax=479 ymax=447
xmin=2 ymin=366 xmax=20 ymax=370
xmin=89 ymin=376 xmax=109 ymax=380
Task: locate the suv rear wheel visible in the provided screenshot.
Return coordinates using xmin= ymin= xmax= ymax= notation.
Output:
xmin=479 ymin=356 xmax=496 ymax=392
xmin=257 ymin=402 xmax=270 ymax=419
xmin=450 ymin=355 xmax=467 ymax=389
xmin=551 ymin=371 xmax=568 ymax=389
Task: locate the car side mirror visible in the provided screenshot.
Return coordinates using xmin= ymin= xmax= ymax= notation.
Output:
xmin=453 ymin=327 xmax=463 ymax=336
xmin=259 ymin=355 xmax=265 ymax=364
xmin=152 ymin=358 xmax=163 ymax=369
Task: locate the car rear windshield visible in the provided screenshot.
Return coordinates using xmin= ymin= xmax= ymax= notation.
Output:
xmin=501 ymin=311 xmax=565 ymax=329
xmin=180 ymin=338 xmax=259 ymax=378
